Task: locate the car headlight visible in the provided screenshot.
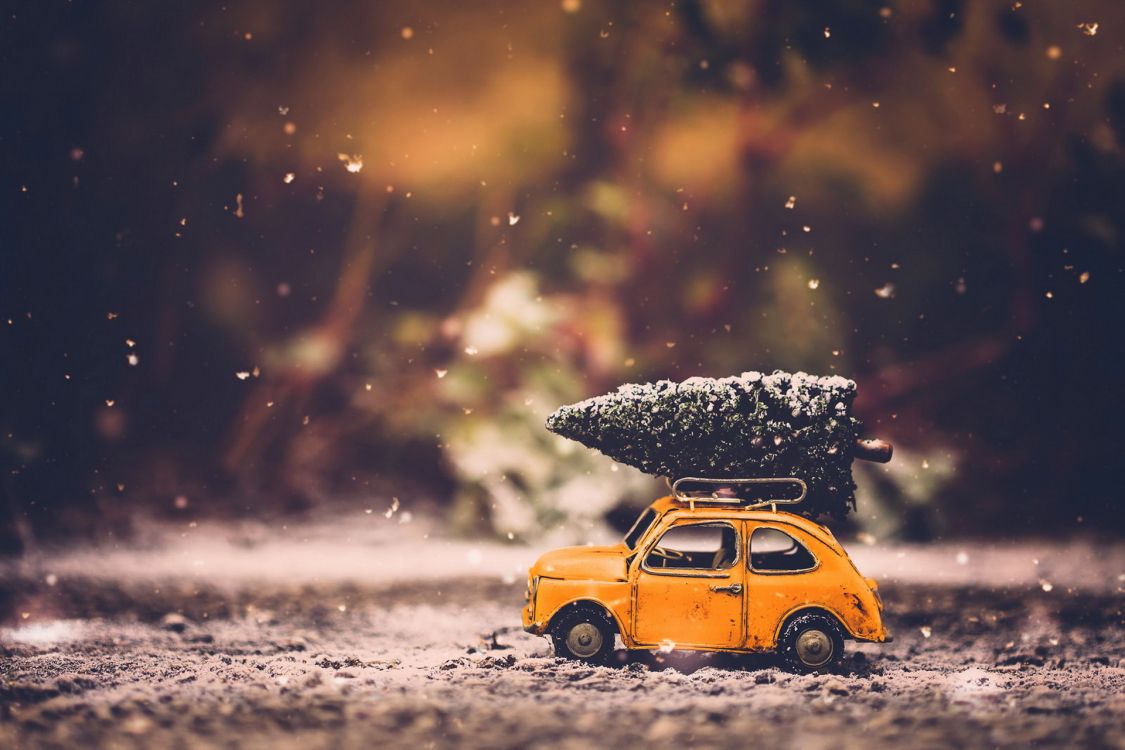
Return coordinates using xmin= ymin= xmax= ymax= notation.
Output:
xmin=527 ymin=575 xmax=540 ymax=602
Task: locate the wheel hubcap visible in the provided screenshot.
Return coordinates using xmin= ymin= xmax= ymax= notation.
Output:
xmin=795 ymin=628 xmax=833 ymax=667
xmin=565 ymin=622 xmax=603 ymax=658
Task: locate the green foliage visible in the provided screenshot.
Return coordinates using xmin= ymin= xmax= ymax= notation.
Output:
xmin=547 ymin=371 xmax=863 ymax=519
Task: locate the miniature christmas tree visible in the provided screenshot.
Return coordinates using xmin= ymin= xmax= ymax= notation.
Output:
xmin=546 ymin=370 xmax=889 ymax=519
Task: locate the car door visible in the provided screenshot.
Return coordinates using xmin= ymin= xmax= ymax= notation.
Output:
xmin=632 ymin=520 xmax=745 ymax=649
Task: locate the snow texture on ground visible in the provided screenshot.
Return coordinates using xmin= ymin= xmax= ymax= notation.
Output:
xmin=2 ymin=516 xmax=1124 ymax=749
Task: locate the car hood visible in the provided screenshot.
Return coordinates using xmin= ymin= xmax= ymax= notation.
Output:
xmin=531 ymin=544 xmax=631 ymax=582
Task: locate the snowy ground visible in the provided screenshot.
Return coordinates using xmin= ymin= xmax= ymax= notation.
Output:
xmin=2 ymin=515 xmax=1124 ymax=749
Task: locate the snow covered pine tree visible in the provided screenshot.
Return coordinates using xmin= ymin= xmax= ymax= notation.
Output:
xmin=546 ymin=371 xmax=891 ymax=520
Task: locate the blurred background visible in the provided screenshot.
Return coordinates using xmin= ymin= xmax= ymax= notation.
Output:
xmin=2 ymin=0 xmax=1124 ymax=553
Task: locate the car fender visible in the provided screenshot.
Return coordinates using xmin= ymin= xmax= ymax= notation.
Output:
xmin=771 ymin=603 xmax=858 ymax=646
xmin=543 ymin=595 xmax=629 ymax=638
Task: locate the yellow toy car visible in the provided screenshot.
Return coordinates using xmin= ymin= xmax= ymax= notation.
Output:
xmin=522 ymin=478 xmax=891 ymax=672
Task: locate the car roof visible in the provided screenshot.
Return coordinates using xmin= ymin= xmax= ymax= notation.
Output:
xmin=648 ymin=495 xmax=841 ymax=551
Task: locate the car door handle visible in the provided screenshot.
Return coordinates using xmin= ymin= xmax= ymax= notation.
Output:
xmin=710 ymin=583 xmax=743 ymax=595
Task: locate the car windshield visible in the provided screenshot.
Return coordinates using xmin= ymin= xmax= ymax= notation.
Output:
xmin=624 ymin=508 xmax=658 ymax=550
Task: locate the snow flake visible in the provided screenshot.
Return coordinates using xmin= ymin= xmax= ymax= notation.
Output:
xmin=1076 ymin=22 xmax=1098 ymax=36
xmin=338 ymin=153 xmax=364 ymax=173
xmin=807 ymin=278 xmax=820 ymax=290
xmin=920 ymin=626 xmax=932 ymax=638
xmin=784 ymin=195 xmax=796 ymax=209
xmin=874 ymin=283 xmax=895 ymax=299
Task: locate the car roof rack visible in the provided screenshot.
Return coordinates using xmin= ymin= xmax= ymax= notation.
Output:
xmin=669 ymin=476 xmax=808 ymax=512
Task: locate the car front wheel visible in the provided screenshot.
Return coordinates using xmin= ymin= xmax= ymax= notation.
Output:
xmin=550 ymin=607 xmax=616 ymax=663
xmin=780 ymin=613 xmax=844 ymax=673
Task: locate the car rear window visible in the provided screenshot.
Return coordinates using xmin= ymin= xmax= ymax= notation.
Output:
xmin=749 ymin=527 xmax=817 ymax=572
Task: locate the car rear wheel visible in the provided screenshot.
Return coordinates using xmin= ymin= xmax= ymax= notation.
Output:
xmin=550 ymin=607 xmax=616 ymax=664
xmin=780 ymin=613 xmax=844 ymax=673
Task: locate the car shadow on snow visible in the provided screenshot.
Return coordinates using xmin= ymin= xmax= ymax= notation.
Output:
xmin=600 ymin=645 xmax=880 ymax=677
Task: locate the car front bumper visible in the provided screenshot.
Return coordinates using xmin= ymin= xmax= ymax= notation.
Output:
xmin=522 ymin=600 xmax=545 ymax=634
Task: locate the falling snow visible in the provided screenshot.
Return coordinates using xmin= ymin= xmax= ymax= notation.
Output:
xmin=338 ymin=153 xmax=364 ymax=173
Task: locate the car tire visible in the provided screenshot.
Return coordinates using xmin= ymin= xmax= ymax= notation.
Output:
xmin=779 ymin=613 xmax=844 ymax=673
xmin=550 ymin=607 xmax=616 ymax=664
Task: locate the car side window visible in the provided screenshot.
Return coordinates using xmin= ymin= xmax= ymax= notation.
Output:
xmin=645 ymin=523 xmax=738 ymax=571
xmin=749 ymin=527 xmax=816 ymax=572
